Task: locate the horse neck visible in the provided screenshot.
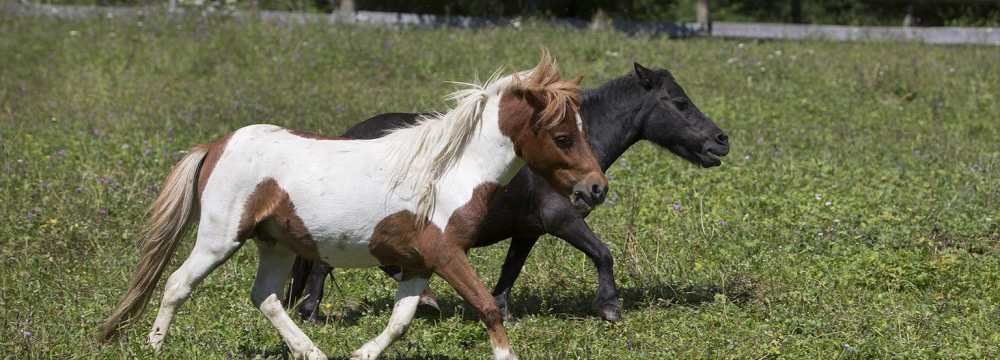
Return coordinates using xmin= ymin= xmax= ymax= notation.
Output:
xmin=580 ymin=84 xmax=645 ymax=171
xmin=436 ymin=99 xmax=522 ymax=198
xmin=452 ymin=121 xmax=521 ymax=184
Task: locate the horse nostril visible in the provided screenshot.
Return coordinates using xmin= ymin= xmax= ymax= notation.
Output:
xmin=591 ymin=184 xmax=608 ymax=203
xmin=716 ymin=133 xmax=729 ymax=144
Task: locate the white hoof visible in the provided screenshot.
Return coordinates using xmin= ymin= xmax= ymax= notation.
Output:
xmin=295 ymin=347 xmax=327 ymax=360
xmin=350 ymin=342 xmax=381 ymax=360
xmin=493 ymin=347 xmax=518 ymax=360
xmin=146 ymin=330 xmax=165 ymax=351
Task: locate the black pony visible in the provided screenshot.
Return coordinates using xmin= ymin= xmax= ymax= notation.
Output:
xmin=288 ymin=63 xmax=729 ymax=322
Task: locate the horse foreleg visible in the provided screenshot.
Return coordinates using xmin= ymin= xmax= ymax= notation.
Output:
xmin=548 ymin=216 xmax=620 ymax=322
xmin=351 ymin=275 xmax=429 ymax=360
xmin=252 ymin=241 xmax=326 ymax=360
xmin=433 ymin=250 xmax=518 ymax=360
xmin=490 ymin=236 xmax=539 ymax=320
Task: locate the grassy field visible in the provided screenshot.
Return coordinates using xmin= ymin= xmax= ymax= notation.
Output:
xmin=2 ymin=10 xmax=999 ymax=359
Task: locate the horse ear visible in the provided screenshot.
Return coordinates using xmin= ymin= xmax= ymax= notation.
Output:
xmin=634 ymin=62 xmax=658 ymax=90
xmin=513 ymin=88 xmax=547 ymax=133
xmin=521 ymin=88 xmax=546 ymax=108
xmin=526 ymin=89 xmax=549 ymax=133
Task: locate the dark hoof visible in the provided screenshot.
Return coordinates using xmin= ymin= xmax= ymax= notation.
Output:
xmin=303 ymin=312 xmax=326 ymax=325
xmin=597 ymin=303 xmax=621 ymax=322
xmin=418 ymin=292 xmax=440 ymax=312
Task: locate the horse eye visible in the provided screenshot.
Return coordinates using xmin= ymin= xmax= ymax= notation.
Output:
xmin=554 ymin=135 xmax=573 ymax=149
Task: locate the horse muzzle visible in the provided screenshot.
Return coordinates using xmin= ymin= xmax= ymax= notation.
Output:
xmin=569 ymin=173 xmax=609 ymax=210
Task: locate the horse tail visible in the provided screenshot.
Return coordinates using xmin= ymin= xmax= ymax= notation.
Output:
xmin=98 ymin=145 xmax=209 ymax=342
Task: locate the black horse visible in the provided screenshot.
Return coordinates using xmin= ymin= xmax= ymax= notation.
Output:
xmin=287 ymin=63 xmax=730 ymax=322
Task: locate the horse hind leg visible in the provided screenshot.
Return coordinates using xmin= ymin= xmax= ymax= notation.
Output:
xmin=252 ymin=239 xmax=326 ymax=360
xmin=295 ymin=260 xmax=331 ymax=323
xmin=351 ymin=275 xmax=429 ymax=360
xmin=147 ymin=225 xmax=245 ymax=350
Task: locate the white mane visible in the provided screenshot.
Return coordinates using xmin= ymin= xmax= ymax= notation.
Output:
xmin=381 ymin=69 xmax=516 ymax=226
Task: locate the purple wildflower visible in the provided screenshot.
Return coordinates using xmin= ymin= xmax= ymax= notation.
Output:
xmin=98 ymin=208 xmax=109 ymax=217
xmin=672 ymin=202 xmax=682 ymax=211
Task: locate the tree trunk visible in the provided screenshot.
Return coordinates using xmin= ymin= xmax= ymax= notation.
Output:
xmin=791 ymin=0 xmax=802 ymax=24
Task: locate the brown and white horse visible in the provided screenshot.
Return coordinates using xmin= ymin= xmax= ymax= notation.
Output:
xmin=97 ymin=51 xmax=607 ymax=360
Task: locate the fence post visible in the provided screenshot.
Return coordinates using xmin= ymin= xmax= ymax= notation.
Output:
xmin=335 ymin=0 xmax=354 ymax=22
xmin=339 ymin=0 xmax=354 ymax=13
xmin=696 ymin=0 xmax=711 ymax=35
xmin=902 ymin=3 xmax=914 ymax=27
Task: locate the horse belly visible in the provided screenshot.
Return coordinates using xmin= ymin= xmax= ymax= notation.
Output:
xmin=313 ymin=232 xmax=381 ymax=268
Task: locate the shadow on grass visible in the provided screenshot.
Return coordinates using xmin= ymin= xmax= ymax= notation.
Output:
xmin=381 ymin=354 xmax=465 ymax=360
xmin=270 ymin=281 xmax=757 ymax=358
xmin=237 ymin=342 xmax=288 ymax=359
xmin=238 ymin=340 xmax=464 ymax=360
xmin=300 ymin=277 xmax=758 ymax=326
xmin=425 ymin=279 xmax=755 ymax=322
xmin=500 ymin=280 xmax=756 ymax=320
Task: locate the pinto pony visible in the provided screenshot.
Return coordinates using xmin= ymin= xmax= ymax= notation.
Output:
xmin=289 ymin=63 xmax=731 ymax=323
xmin=97 ymin=51 xmax=607 ymax=360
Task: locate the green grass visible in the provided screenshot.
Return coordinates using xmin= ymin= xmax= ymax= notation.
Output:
xmin=2 ymin=11 xmax=999 ymax=359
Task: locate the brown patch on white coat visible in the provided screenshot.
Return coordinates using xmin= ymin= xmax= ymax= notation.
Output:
xmin=195 ymin=131 xmax=328 ymax=261
xmin=237 ymin=178 xmax=321 ymax=261
xmin=195 ymin=132 xmax=233 ymax=196
xmin=368 ymin=182 xmax=508 ymax=350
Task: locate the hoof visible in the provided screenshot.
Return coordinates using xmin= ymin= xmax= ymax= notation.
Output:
xmin=418 ymin=289 xmax=440 ymax=312
xmin=146 ymin=330 xmax=165 ymax=351
xmin=597 ymin=302 xmax=621 ymax=323
xmin=350 ymin=349 xmax=377 ymax=360
xmin=492 ymin=347 xmax=519 ymax=360
xmin=304 ymin=312 xmax=326 ymax=325
xmin=299 ymin=347 xmax=327 ymax=360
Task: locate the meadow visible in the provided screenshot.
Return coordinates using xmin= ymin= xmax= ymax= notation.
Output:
xmin=1 ymin=10 xmax=998 ymax=359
